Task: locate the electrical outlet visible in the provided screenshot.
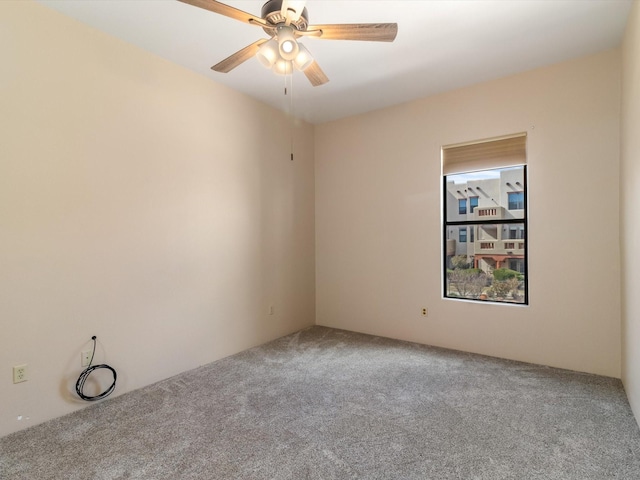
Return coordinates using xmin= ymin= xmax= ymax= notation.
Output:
xmin=81 ymin=351 xmax=92 ymax=367
xmin=268 ymin=306 xmax=274 ymax=315
xmin=421 ymin=307 xmax=428 ymax=317
xmin=13 ymin=364 xmax=28 ymax=384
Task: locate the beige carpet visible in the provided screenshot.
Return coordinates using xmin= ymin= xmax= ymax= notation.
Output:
xmin=2 ymin=326 xmax=640 ymax=479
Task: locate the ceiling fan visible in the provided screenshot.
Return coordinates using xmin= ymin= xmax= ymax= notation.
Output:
xmin=177 ymin=0 xmax=398 ymax=86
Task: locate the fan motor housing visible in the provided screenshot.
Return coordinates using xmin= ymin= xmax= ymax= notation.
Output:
xmin=261 ymin=0 xmax=309 ymax=33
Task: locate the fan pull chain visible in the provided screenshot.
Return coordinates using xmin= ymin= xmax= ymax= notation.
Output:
xmin=289 ymin=71 xmax=294 ymax=161
xmin=283 ymin=70 xmax=294 ymax=161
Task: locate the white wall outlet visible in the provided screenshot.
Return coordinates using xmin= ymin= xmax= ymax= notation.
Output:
xmin=421 ymin=307 xmax=428 ymax=317
xmin=13 ymin=364 xmax=28 ymax=383
xmin=268 ymin=306 xmax=274 ymax=316
xmin=81 ymin=350 xmax=92 ymax=367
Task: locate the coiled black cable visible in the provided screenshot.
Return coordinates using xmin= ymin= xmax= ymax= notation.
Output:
xmin=75 ymin=336 xmax=117 ymax=401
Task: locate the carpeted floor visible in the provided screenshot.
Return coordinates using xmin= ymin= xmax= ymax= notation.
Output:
xmin=2 ymin=326 xmax=640 ymax=479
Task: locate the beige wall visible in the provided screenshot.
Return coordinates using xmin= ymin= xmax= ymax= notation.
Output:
xmin=0 ymin=1 xmax=315 ymax=437
xmin=622 ymin=0 xmax=640 ymax=425
xmin=316 ymin=50 xmax=621 ymax=378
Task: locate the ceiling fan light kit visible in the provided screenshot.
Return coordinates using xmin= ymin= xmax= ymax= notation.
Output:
xmin=256 ymin=35 xmax=310 ymax=74
xmin=178 ymin=0 xmax=398 ymax=86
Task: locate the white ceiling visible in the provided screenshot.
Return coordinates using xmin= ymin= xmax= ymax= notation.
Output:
xmin=36 ymin=0 xmax=633 ymax=124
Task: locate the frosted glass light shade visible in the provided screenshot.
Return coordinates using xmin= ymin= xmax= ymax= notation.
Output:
xmin=293 ymin=43 xmax=313 ymax=71
xmin=277 ymin=26 xmax=299 ymax=61
xmin=272 ymin=58 xmax=293 ymax=75
xmin=256 ymin=39 xmax=279 ymax=68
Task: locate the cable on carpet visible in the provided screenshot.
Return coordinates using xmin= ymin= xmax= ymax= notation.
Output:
xmin=75 ymin=335 xmax=117 ymax=401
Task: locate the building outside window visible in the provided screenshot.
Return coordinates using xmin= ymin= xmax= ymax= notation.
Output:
xmin=442 ymin=133 xmax=528 ymax=304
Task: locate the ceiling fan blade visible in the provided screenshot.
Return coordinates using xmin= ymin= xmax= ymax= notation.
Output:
xmin=212 ymin=39 xmax=267 ymax=73
xmin=177 ymin=0 xmax=267 ymax=27
xmin=281 ymin=0 xmax=306 ymax=25
xmin=303 ymin=61 xmax=329 ymax=87
xmin=305 ymin=23 xmax=398 ymax=42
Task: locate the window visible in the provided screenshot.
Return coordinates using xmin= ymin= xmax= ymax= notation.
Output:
xmin=458 ymin=199 xmax=467 ymax=215
xmin=443 ymin=133 xmax=528 ymax=304
xmin=509 ymin=259 xmax=525 ymax=273
xmin=509 ymin=226 xmax=525 ymax=240
xmin=469 ymin=196 xmax=479 ymax=213
xmin=508 ymin=192 xmax=524 ymax=210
